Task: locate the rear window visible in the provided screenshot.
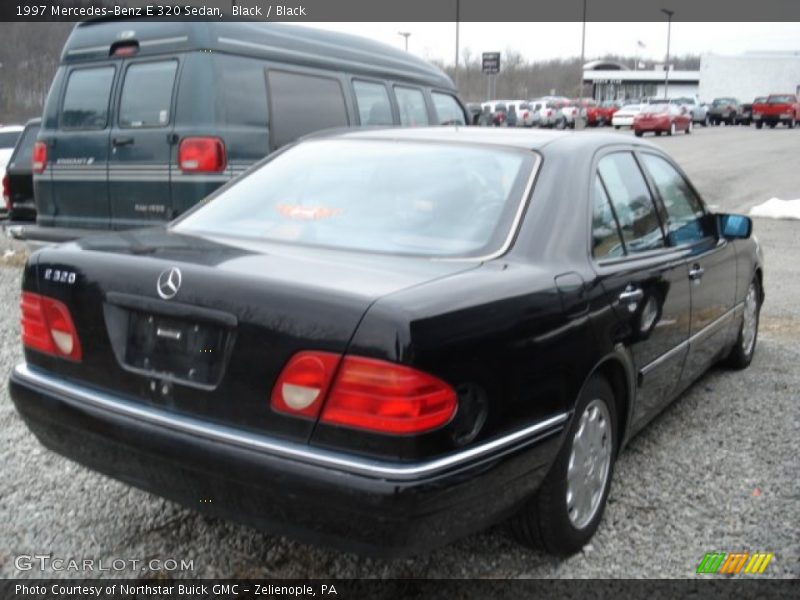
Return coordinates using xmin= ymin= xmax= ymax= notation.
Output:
xmin=353 ymin=80 xmax=393 ymax=126
xmin=642 ymin=104 xmax=670 ymax=114
xmin=0 ymin=131 xmax=21 ymax=149
xmin=61 ymin=66 xmax=115 ymax=129
xmin=119 ymin=61 xmax=178 ymax=128
xmin=9 ymin=125 xmax=39 ymax=165
xmin=268 ymin=70 xmax=349 ymax=148
xmin=395 ymin=87 xmax=430 ymax=126
xmin=768 ymin=95 xmax=796 ymax=104
xmin=175 ymin=139 xmax=535 ymax=258
xmin=431 ymin=92 xmax=465 ymax=125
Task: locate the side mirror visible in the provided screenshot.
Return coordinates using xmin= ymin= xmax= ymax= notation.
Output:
xmin=719 ymin=213 xmax=752 ymax=239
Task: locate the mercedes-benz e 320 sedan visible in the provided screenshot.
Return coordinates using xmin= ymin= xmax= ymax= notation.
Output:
xmin=10 ymin=128 xmax=763 ymax=557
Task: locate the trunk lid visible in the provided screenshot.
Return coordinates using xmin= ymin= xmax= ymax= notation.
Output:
xmin=28 ymin=228 xmax=477 ymax=443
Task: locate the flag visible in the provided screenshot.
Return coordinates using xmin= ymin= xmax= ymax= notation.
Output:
xmin=637 ymin=40 xmax=646 ymax=48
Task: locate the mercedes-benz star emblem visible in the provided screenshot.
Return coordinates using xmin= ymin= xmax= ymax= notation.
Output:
xmin=157 ymin=267 xmax=182 ymax=300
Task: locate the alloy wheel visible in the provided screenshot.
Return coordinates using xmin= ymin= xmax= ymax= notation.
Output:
xmin=742 ymin=282 xmax=759 ymax=355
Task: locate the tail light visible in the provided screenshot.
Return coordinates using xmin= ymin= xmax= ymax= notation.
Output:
xmin=271 ymin=352 xmax=458 ymax=435
xmin=178 ymin=137 xmax=226 ymax=173
xmin=32 ymin=141 xmax=47 ymax=174
xmin=20 ymin=292 xmax=82 ymax=361
xmin=2 ymin=175 xmax=9 ymax=209
xmin=523 ymin=111 xmax=529 ymax=119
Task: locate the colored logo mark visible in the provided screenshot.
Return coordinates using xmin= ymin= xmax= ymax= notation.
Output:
xmin=696 ymin=552 xmax=773 ymax=575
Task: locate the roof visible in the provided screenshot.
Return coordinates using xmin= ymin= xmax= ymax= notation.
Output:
xmin=63 ymin=20 xmax=454 ymax=88
xmin=315 ymin=126 xmax=658 ymax=153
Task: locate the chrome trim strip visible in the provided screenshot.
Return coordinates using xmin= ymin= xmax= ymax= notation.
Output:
xmin=640 ymin=302 xmax=742 ymax=377
xmin=66 ymin=45 xmax=109 ymax=56
xmin=139 ymin=36 xmax=189 ymax=48
xmin=13 ymin=363 xmax=567 ymax=481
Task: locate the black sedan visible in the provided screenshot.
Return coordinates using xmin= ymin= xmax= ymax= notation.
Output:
xmin=10 ymin=128 xmax=764 ymax=557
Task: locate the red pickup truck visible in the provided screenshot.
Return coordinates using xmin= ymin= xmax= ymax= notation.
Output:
xmin=752 ymin=94 xmax=799 ymax=129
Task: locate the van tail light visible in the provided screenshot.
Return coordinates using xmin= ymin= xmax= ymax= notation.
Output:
xmin=178 ymin=137 xmax=226 ymax=173
xmin=32 ymin=141 xmax=47 ymax=174
xmin=20 ymin=292 xmax=82 ymax=361
xmin=271 ymin=352 xmax=458 ymax=435
xmin=2 ymin=175 xmax=9 ymax=209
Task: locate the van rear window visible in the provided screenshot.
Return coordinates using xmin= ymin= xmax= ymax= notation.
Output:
xmin=61 ymin=67 xmax=115 ymax=130
xmin=119 ymin=61 xmax=178 ymax=128
xmin=395 ymin=87 xmax=429 ymax=126
xmin=432 ymin=92 xmax=465 ymax=125
xmin=353 ymin=80 xmax=393 ymax=126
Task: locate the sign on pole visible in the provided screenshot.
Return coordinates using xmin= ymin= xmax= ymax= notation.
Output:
xmin=482 ymin=52 xmax=501 ymax=74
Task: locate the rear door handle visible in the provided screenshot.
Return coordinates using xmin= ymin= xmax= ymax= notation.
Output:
xmin=688 ymin=265 xmax=705 ymax=281
xmin=112 ymin=136 xmax=134 ymax=147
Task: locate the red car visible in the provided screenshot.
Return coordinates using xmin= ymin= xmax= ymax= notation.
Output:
xmin=633 ymin=103 xmax=692 ymax=137
xmin=752 ymin=94 xmax=799 ymax=129
xmin=586 ymin=100 xmax=620 ymax=127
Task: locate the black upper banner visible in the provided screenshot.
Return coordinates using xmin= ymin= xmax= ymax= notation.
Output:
xmin=1 ymin=0 xmax=800 ymax=22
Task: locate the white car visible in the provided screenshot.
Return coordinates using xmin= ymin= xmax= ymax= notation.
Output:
xmin=0 ymin=125 xmax=24 ymax=188
xmin=612 ymin=104 xmax=643 ymax=129
xmin=507 ymin=101 xmax=536 ymax=127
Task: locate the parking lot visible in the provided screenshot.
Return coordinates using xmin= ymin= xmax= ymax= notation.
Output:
xmin=0 ymin=124 xmax=798 ymax=579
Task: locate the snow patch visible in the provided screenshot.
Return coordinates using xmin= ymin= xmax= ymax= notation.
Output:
xmin=749 ymin=198 xmax=800 ymax=220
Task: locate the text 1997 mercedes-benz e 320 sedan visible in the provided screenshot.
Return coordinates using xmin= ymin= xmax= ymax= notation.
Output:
xmin=10 ymin=128 xmax=763 ymax=557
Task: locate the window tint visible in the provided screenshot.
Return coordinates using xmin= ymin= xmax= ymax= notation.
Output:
xmin=395 ymin=86 xmax=429 ymax=126
xmin=0 ymin=131 xmax=21 ymax=148
xmin=119 ymin=61 xmax=177 ymax=128
xmin=640 ymin=154 xmax=706 ymax=245
xmin=268 ymin=71 xmax=349 ymax=148
xmin=597 ymin=153 xmax=665 ymax=254
xmin=592 ymin=175 xmax=625 ymax=258
xmin=217 ymin=56 xmax=268 ymax=127
xmin=61 ymin=67 xmax=115 ymax=129
xmin=10 ymin=125 xmax=39 ymax=165
xmin=432 ymin=92 xmax=465 ymax=125
xmin=353 ymin=80 xmax=393 ymax=126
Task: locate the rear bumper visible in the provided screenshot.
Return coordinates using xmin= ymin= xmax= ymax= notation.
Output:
xmin=9 ymin=363 xmax=567 ymax=557
xmin=753 ymin=114 xmax=794 ymax=123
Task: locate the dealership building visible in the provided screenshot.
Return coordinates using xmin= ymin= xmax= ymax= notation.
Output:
xmin=583 ymin=51 xmax=800 ymax=102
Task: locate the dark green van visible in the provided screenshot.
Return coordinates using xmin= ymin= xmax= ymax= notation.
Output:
xmin=31 ymin=19 xmax=467 ymax=238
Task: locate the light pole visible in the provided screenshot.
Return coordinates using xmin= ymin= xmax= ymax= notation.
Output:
xmin=454 ymin=0 xmax=461 ymax=88
xmin=398 ymin=31 xmax=411 ymax=52
xmin=578 ymin=0 xmax=587 ymax=99
xmin=661 ymin=8 xmax=674 ymax=99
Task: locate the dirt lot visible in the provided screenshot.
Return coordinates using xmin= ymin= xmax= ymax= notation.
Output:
xmin=1 ymin=125 xmax=798 ymax=579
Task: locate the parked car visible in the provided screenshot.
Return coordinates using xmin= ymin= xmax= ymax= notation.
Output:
xmin=752 ymin=94 xmax=799 ymax=129
xmin=586 ymin=100 xmax=620 ymax=127
xmin=0 ymin=125 xmax=24 ymax=194
xmin=11 ymin=128 xmax=763 ymax=558
xmin=669 ymin=96 xmax=710 ymax=126
xmin=481 ymin=101 xmax=508 ymax=126
xmin=560 ymin=98 xmax=596 ymax=129
xmin=465 ymin=103 xmax=483 ymax=125
xmin=611 ymin=103 xmax=643 ymax=129
xmin=508 ymin=101 xmax=536 ymax=127
xmin=2 ymin=118 xmax=40 ymax=221
xmin=736 ymin=101 xmax=755 ymax=126
xmin=528 ymin=99 xmax=547 ymax=126
xmin=28 ymin=20 xmax=467 ymax=242
xmin=634 ymin=103 xmax=693 ymax=137
xmin=538 ymin=97 xmax=571 ymax=128
xmin=708 ymin=98 xmax=741 ymax=125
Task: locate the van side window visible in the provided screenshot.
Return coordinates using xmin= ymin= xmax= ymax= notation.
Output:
xmin=394 ymin=86 xmax=429 ymax=126
xmin=353 ymin=80 xmax=393 ymax=126
xmin=119 ymin=61 xmax=178 ymax=128
xmin=216 ymin=56 xmax=268 ymax=128
xmin=268 ymin=70 xmax=349 ymax=148
xmin=431 ymin=92 xmax=465 ymax=125
xmin=61 ymin=67 xmax=115 ymax=130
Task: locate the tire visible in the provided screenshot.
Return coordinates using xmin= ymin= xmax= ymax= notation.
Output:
xmin=509 ymin=376 xmax=618 ymax=556
xmin=756 ymin=121 xmax=763 ymax=129
xmin=769 ymin=123 xmax=776 ymax=129
xmin=635 ymin=130 xmax=644 ymax=137
xmin=725 ymin=277 xmax=761 ymax=369
xmin=788 ymin=118 xmax=796 ymax=129
xmin=686 ymin=121 xmax=693 ymax=134
xmin=655 ymin=131 xmax=662 ymax=136
xmin=614 ymin=125 xmax=620 ymax=130
xmin=669 ymin=122 xmax=676 ymax=136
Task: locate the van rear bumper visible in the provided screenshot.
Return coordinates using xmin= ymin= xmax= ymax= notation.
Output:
xmin=9 ymin=363 xmax=567 ymax=557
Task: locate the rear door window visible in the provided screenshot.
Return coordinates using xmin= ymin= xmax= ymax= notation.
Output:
xmin=9 ymin=125 xmax=39 ymax=167
xmin=268 ymin=70 xmax=349 ymax=148
xmin=0 ymin=131 xmax=20 ymax=148
xmin=61 ymin=66 xmax=115 ymax=129
xmin=432 ymin=92 xmax=465 ymax=125
xmin=353 ymin=80 xmax=393 ymax=126
xmin=395 ymin=86 xmax=429 ymax=126
xmin=597 ymin=152 xmax=665 ymax=254
xmin=119 ymin=61 xmax=178 ymax=128
xmin=592 ymin=174 xmax=625 ymax=258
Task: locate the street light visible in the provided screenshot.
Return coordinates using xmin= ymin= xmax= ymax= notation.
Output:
xmin=454 ymin=0 xmax=461 ymax=88
xmin=661 ymin=8 xmax=674 ymax=99
xmin=398 ymin=31 xmax=411 ymax=52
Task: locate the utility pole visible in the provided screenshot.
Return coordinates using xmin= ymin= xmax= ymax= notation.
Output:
xmin=578 ymin=0 xmax=587 ymax=99
xmin=662 ymin=8 xmax=674 ymax=99
xmin=454 ymin=0 xmax=461 ymax=88
xmin=398 ymin=31 xmax=411 ymax=52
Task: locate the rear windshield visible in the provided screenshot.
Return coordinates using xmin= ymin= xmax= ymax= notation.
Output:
xmin=768 ymin=95 xmax=796 ymax=104
xmin=642 ymin=104 xmax=670 ymax=114
xmin=9 ymin=125 xmax=40 ymax=165
xmin=175 ymin=139 xmax=536 ymax=258
xmin=0 ymin=131 xmax=21 ymax=149
xmin=712 ymin=98 xmax=735 ymax=106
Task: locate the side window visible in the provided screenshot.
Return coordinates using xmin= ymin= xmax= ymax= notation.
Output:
xmin=640 ymin=154 xmax=706 ymax=246
xmin=9 ymin=125 xmax=40 ymax=168
xmin=432 ymin=92 xmax=466 ymax=125
xmin=216 ymin=56 xmax=268 ymax=127
xmin=61 ymin=66 xmax=115 ymax=129
xmin=268 ymin=70 xmax=349 ymax=148
xmin=592 ymin=175 xmax=625 ymax=258
xmin=353 ymin=80 xmax=393 ymax=126
xmin=597 ymin=152 xmax=665 ymax=254
xmin=119 ymin=61 xmax=178 ymax=128
xmin=395 ymin=86 xmax=429 ymax=126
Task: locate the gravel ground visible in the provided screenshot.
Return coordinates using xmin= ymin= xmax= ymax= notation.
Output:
xmin=0 ymin=126 xmax=798 ymax=579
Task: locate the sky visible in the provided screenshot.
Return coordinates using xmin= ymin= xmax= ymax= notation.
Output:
xmin=292 ymin=22 xmax=800 ymax=65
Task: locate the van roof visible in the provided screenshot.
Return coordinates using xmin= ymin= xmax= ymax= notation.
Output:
xmin=63 ymin=20 xmax=454 ymax=89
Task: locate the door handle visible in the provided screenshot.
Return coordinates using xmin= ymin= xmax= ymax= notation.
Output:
xmin=112 ymin=136 xmax=134 ymax=147
xmin=619 ymin=285 xmax=644 ymax=312
xmin=688 ymin=265 xmax=705 ymax=281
